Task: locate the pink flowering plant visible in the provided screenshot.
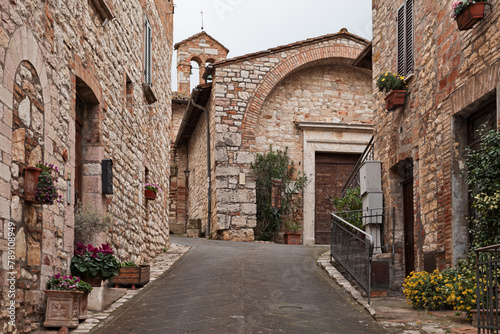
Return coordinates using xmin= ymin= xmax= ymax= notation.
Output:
xmin=35 ymin=162 xmax=62 ymax=205
xmin=70 ymin=243 xmax=121 ymax=280
xmin=47 ymin=273 xmax=93 ymax=294
xmin=145 ymin=183 xmax=161 ymax=192
xmin=451 ymin=0 xmax=485 ymax=19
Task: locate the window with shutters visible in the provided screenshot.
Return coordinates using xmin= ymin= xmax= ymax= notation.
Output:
xmin=397 ymin=0 xmax=414 ymax=77
xmin=144 ymin=15 xmax=152 ymax=86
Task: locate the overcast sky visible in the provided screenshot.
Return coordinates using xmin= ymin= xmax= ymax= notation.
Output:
xmin=171 ymin=0 xmax=373 ymax=90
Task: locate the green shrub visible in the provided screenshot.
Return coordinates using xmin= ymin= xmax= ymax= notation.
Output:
xmin=403 ymin=265 xmax=480 ymax=318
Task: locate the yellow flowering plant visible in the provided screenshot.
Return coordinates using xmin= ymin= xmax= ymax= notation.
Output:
xmin=376 ymin=71 xmax=408 ymax=93
xmin=403 ymin=264 xmax=483 ymax=319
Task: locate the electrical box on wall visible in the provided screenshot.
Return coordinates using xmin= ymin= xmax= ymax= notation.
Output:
xmin=101 ymin=159 xmax=114 ymax=194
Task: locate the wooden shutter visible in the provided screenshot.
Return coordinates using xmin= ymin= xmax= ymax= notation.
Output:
xmin=397 ymin=4 xmax=406 ymax=76
xmin=144 ymin=16 xmax=152 ymax=85
xmin=405 ymin=0 xmax=414 ymax=75
xmin=397 ymin=0 xmax=414 ymax=77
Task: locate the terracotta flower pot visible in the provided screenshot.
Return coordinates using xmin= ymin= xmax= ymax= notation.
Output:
xmin=44 ymin=290 xmax=83 ymax=328
xmin=385 ymin=90 xmax=407 ymax=111
xmin=145 ymin=189 xmax=157 ymax=200
xmin=284 ymin=233 xmax=301 ymax=245
xmin=80 ymin=274 xmax=103 ymax=287
xmin=456 ymin=2 xmax=486 ymax=31
xmin=24 ymin=167 xmax=42 ymax=203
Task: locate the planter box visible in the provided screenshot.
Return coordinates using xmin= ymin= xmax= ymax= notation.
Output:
xmin=385 ymin=90 xmax=406 ymax=111
xmin=456 ymin=2 xmax=486 ymax=31
xmin=284 ymin=233 xmax=301 ymax=245
xmin=79 ymin=293 xmax=89 ymax=320
xmin=145 ymin=189 xmax=157 ymax=200
xmin=111 ymin=265 xmax=150 ymax=289
xmin=23 ymin=167 xmax=42 ymax=203
xmin=44 ymin=290 xmax=83 ymax=328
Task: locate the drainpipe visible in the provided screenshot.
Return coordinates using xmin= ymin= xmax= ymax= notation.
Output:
xmin=191 ymin=96 xmax=211 ymax=237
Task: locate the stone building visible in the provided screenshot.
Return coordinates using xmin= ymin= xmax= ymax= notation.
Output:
xmin=171 ymin=29 xmax=374 ymax=243
xmin=371 ymin=0 xmax=500 ymax=286
xmin=0 ymin=0 xmax=173 ymax=332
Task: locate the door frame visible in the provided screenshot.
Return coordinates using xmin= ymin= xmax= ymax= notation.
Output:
xmin=295 ymin=122 xmax=373 ymax=245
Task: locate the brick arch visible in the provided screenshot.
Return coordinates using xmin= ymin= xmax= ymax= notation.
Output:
xmin=241 ymin=45 xmax=365 ymax=150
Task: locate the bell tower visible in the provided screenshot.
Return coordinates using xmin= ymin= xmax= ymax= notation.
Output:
xmin=174 ymin=31 xmax=229 ymax=94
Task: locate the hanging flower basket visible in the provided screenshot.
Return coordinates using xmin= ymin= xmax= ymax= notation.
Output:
xmin=23 ymin=167 xmax=42 ymax=203
xmin=455 ymin=2 xmax=486 ymax=30
xmin=145 ymin=189 xmax=157 ymax=200
xmin=385 ymin=90 xmax=407 ymax=111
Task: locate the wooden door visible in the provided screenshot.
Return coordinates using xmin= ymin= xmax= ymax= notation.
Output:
xmin=403 ymin=177 xmax=415 ymax=277
xmin=315 ymin=153 xmax=359 ymax=244
xmin=75 ymin=96 xmax=84 ymax=208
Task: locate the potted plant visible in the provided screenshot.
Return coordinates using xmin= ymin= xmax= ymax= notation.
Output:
xmin=284 ymin=219 xmax=302 ymax=245
xmin=70 ymin=243 xmax=121 ymax=287
xmin=110 ymin=261 xmax=150 ymax=290
xmin=283 ymin=198 xmax=303 ymax=245
xmin=452 ymin=0 xmax=487 ymax=30
xmin=145 ymin=183 xmax=161 ymax=200
xmin=44 ymin=274 xmax=93 ymax=328
xmin=26 ymin=162 xmax=62 ymax=205
xmin=376 ymin=71 xmax=408 ymax=111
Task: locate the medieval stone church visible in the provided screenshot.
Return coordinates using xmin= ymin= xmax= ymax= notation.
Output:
xmin=170 ymin=29 xmax=374 ymax=244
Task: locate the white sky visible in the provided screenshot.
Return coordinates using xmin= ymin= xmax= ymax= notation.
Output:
xmin=171 ymin=0 xmax=373 ymax=90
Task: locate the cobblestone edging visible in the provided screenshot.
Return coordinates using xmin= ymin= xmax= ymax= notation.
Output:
xmin=317 ymin=251 xmax=376 ymax=318
xmin=65 ymin=243 xmax=191 ymax=334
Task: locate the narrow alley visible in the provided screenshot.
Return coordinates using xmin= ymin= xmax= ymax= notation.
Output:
xmin=90 ymin=237 xmax=387 ymax=334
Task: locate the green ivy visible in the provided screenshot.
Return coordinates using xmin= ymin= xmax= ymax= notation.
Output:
xmin=250 ymin=146 xmax=308 ymax=241
xmin=463 ymin=127 xmax=500 ymax=249
xmin=331 ymin=187 xmax=363 ymax=229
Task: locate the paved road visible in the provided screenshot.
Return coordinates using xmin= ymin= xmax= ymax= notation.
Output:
xmin=92 ymin=236 xmax=387 ymax=334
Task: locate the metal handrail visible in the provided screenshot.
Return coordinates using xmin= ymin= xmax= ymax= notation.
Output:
xmin=475 ymin=244 xmax=500 ymax=333
xmin=331 ymin=212 xmax=374 ymax=303
xmin=333 ymin=207 xmax=396 ymax=264
xmin=340 ymin=136 xmax=374 ymax=197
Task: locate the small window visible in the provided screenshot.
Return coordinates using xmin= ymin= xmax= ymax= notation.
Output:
xmin=125 ymin=74 xmax=133 ymax=113
xmin=397 ymin=0 xmax=414 ymax=77
xmin=144 ymin=16 xmax=152 ymax=86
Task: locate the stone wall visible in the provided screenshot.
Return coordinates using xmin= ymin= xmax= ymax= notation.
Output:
xmin=187 ymin=112 xmax=209 ymax=230
xmin=256 ymin=64 xmax=373 ymax=162
xmin=0 ymin=0 xmax=173 ymax=332
xmin=372 ymin=0 xmax=500 ymax=273
xmin=210 ymin=31 xmax=370 ymax=241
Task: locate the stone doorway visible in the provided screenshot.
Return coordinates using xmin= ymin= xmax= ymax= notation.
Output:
xmin=314 ymin=152 xmax=359 ymax=244
xmin=402 ymin=166 xmax=415 ymax=277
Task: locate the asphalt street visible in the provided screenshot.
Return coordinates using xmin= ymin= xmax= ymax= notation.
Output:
xmin=91 ymin=236 xmax=388 ymax=334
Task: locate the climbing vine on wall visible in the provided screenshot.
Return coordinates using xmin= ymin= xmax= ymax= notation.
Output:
xmin=463 ymin=127 xmax=500 ymax=249
xmin=251 ymin=146 xmax=308 ymax=241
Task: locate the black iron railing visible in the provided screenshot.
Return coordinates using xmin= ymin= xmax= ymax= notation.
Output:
xmin=331 ymin=212 xmax=374 ymax=304
xmin=333 ymin=208 xmax=395 ymax=262
xmin=476 ymin=244 xmax=500 ymax=333
xmin=340 ymin=136 xmax=374 ymax=197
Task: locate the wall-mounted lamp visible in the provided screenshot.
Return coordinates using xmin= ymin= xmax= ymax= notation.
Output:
xmin=184 ymin=170 xmax=191 ymax=178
